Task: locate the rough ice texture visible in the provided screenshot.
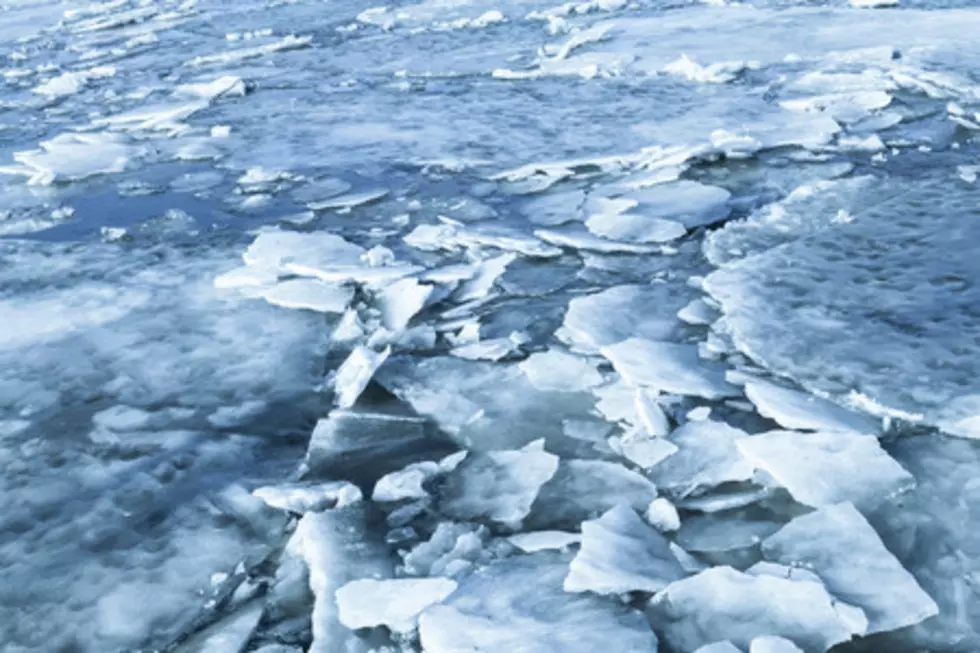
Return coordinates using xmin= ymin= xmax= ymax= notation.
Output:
xmin=761 ymin=503 xmax=939 ymax=635
xmin=647 ymin=566 xmax=856 ymax=652
xmin=601 ymin=338 xmax=739 ymax=400
xmin=252 ymin=481 xmax=363 ymax=513
xmin=648 ymin=421 xmax=755 ymax=499
xmin=704 ymin=180 xmax=980 ymax=437
xmin=335 ymin=578 xmax=457 ymax=633
xmin=743 ymin=379 xmax=879 ymax=434
xmin=564 ymin=504 xmax=686 ymax=595
xmin=736 ymin=430 xmax=915 ymax=511
xmin=419 ymin=552 xmax=659 ymax=653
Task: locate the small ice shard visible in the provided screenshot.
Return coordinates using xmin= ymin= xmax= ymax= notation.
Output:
xmin=253 ymin=481 xmax=363 ymax=513
xmin=635 ymin=388 xmax=670 ymax=436
xmin=694 ymin=643 xmax=742 ymax=653
xmin=611 ymin=428 xmax=678 ymax=469
xmin=6 ymin=132 xmax=137 ymax=185
xmin=565 ymin=504 xmax=686 ymax=595
xmin=402 ymin=522 xmax=490 ymax=578
xmin=97 ymin=102 xmax=208 ymax=133
xmin=601 ymin=339 xmax=738 ymax=400
xmin=687 ymin=406 xmax=711 ymax=421
xmin=677 ymin=299 xmax=717 ymax=326
xmin=761 ymin=503 xmax=939 ymax=634
xmin=518 ymin=349 xmax=603 ymax=392
xmin=291 ymin=507 xmax=394 ymax=653
xmin=526 ymin=459 xmax=658 ymax=530
xmin=332 ymin=309 xmax=365 ymax=343
xmin=452 ymin=253 xmax=516 ymax=303
xmin=743 ymin=379 xmax=879 ymax=433
xmin=620 ymin=180 xmax=731 ymax=229
xmin=437 ymin=440 xmax=560 ymax=528
xmin=677 ymin=487 xmax=772 ymax=514
xmin=259 ymin=278 xmax=353 ymax=313
xmin=647 ymin=566 xmax=857 ymax=652
xmin=535 ymin=226 xmax=661 ymax=254
xmin=33 ymin=66 xmax=115 ymax=98
xmin=645 ymin=497 xmax=681 ymax=533
xmin=293 ymin=177 xmax=353 ymax=204
xmin=332 ymin=346 xmax=391 ymax=409
xmin=585 ymin=210 xmax=686 ymax=244
xmin=176 ymin=75 xmax=246 ymax=100
xmin=309 ymin=188 xmax=388 ymax=210
xmin=507 ymin=530 xmax=581 ymax=552
xmin=372 ymin=461 xmax=441 ymax=503
xmin=649 ymin=421 xmax=755 ymax=500
xmin=736 ymin=430 xmax=915 ymax=511
xmin=562 ymin=284 xmax=687 ymax=354
xmin=335 ymin=578 xmax=457 ymax=633
xmin=419 ymin=553 xmax=659 ymax=653
xmin=189 ymin=35 xmax=313 ymax=66
xmin=663 ymin=55 xmax=747 ymax=83
xmin=304 ymin=410 xmax=439 ymax=488
xmin=173 ymin=601 xmax=264 ymax=653
xmin=375 ymin=277 xmax=432 ymax=332
xmin=751 ymin=636 xmax=804 ymax=653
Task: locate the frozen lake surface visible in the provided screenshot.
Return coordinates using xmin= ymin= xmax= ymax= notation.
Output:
xmin=3 ymin=0 xmax=980 ymax=651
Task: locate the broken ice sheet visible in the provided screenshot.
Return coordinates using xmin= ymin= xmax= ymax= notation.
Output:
xmin=762 ymin=502 xmax=939 ymax=635
xmin=419 ymin=552 xmax=659 ymax=653
xmin=372 ymin=461 xmax=441 ymax=503
xmin=743 ymin=378 xmax=879 ymax=434
xmin=564 ymin=504 xmax=686 ymax=595
xmin=585 ymin=209 xmax=687 ymax=244
xmin=252 ymin=481 xmax=362 ymax=513
xmin=617 ymin=180 xmax=731 ymax=229
xmin=649 ymin=420 xmax=755 ymax=500
xmin=535 ymin=226 xmax=662 ymax=254
xmin=435 ymin=440 xmax=559 ymax=528
xmin=374 ymin=277 xmax=432 ymax=332
xmin=335 ymin=578 xmax=457 ymax=633
xmin=507 ymin=530 xmax=581 ymax=553
xmin=3 ymin=132 xmax=140 ymax=185
xmin=331 ymin=345 xmax=391 ymax=409
xmin=258 ymin=278 xmax=354 ymax=314
xmin=518 ymin=348 xmax=604 ymax=392
xmin=647 ymin=566 xmax=859 ymax=652
xmin=601 ymin=338 xmax=738 ymax=400
xmin=736 ymin=430 xmax=915 ymax=512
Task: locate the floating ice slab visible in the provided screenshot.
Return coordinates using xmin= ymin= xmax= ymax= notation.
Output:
xmin=562 ymin=284 xmax=688 ymax=354
xmin=648 ymin=421 xmax=755 ymax=499
xmin=535 ymin=226 xmax=661 ymax=254
xmin=618 ymin=180 xmax=731 ymax=229
xmin=527 ymin=459 xmax=658 ymax=529
xmin=335 ymin=578 xmax=457 ymax=633
xmin=189 ymin=35 xmax=313 ymax=66
xmin=647 ymin=566 xmax=858 ymax=652
xmin=508 ymin=530 xmax=581 ymax=552
xmin=743 ymin=379 xmax=879 ymax=433
xmin=613 ymin=427 xmax=679 ymax=469
xmin=663 ymin=55 xmax=748 ymax=83
xmin=375 ymin=277 xmax=432 ymax=332
xmin=520 ymin=189 xmax=587 ymax=226
xmin=372 ymin=461 xmax=441 ymax=502
xmin=258 ymin=278 xmax=353 ymax=314
xmin=6 ymin=132 xmax=138 ymax=185
xmin=436 ymin=440 xmax=559 ymax=528
xmin=761 ymin=503 xmax=939 ymax=634
xmin=694 ymin=643 xmax=742 ymax=653
xmin=585 ymin=210 xmax=687 ymax=244
xmin=751 ymin=636 xmax=805 ymax=653
xmin=677 ymin=298 xmax=717 ymax=326
xmin=173 ymin=601 xmax=264 ymax=653
xmin=565 ymin=504 xmax=685 ymax=595
xmin=176 ymin=75 xmax=246 ymax=100
xmin=332 ymin=346 xmax=391 ymax=409
xmin=451 ymin=337 xmax=520 ymax=361
xmin=34 ymin=66 xmax=115 ymax=98
xmin=518 ymin=349 xmax=604 ymax=392
xmin=244 ymin=230 xmax=364 ymax=274
xmin=601 ymin=338 xmax=738 ymax=400
xmin=252 ymin=481 xmax=362 ymax=513
xmin=419 ymin=553 xmax=659 ymax=653
xmin=736 ymin=430 xmax=915 ymax=511
xmin=309 ymin=189 xmax=389 ymax=210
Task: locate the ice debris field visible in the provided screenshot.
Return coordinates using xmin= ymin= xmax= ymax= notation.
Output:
xmin=3 ymin=0 xmax=980 ymax=650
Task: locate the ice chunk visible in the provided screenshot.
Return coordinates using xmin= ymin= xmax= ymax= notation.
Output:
xmin=176 ymin=75 xmax=246 ymax=100
xmin=375 ymin=277 xmax=432 ymax=332
xmin=535 ymin=226 xmax=661 ymax=254
xmin=34 ymin=66 xmax=115 ymax=98
xmin=419 ymin=553 xmax=659 ymax=653
xmin=173 ymin=601 xmax=264 ymax=653
xmin=850 ymin=0 xmax=898 ymax=7
xmin=332 ymin=346 xmax=391 ymax=409
xmin=520 ymin=189 xmax=587 ymax=226
xmin=336 ymin=578 xmax=457 ymax=633
xmin=562 ymin=284 xmax=688 ymax=354
xmin=647 ymin=566 xmax=857 ymax=652
xmin=507 ymin=531 xmax=581 ymax=552
xmin=189 ymin=35 xmax=313 ymax=66
xmin=402 ymin=522 xmax=490 ymax=578
xmin=645 ymin=497 xmax=681 ymax=533
xmin=743 ymin=379 xmax=879 ymax=433
xmin=518 ymin=349 xmax=604 ymax=392
xmin=453 ymin=253 xmax=516 ymax=303
xmin=694 ymin=643 xmax=742 ymax=653
xmin=585 ymin=210 xmax=686 ymax=244
xmin=649 ymin=421 xmax=755 ymax=499
xmin=451 ymin=338 xmax=520 ymax=361
xmin=619 ymin=181 xmax=731 ymax=229
xmin=761 ymin=503 xmax=939 ymax=634
xmin=6 ymin=132 xmax=138 ymax=185
xmin=601 ymin=339 xmax=738 ymax=400
xmin=253 ymin=481 xmax=362 ymax=513
xmin=611 ymin=428 xmax=678 ymax=469
xmin=372 ymin=461 xmax=441 ymax=503
xmin=663 ymin=55 xmax=748 ymax=83
xmin=526 ymin=459 xmax=658 ymax=530
xmin=258 ymin=278 xmax=353 ymax=313
xmin=565 ymin=504 xmax=685 ymax=595
xmin=736 ymin=430 xmax=915 ymax=511
xmin=309 ymin=188 xmax=389 ymax=210
xmin=97 ymin=102 xmax=208 ymax=133
xmin=436 ymin=440 xmax=559 ymax=528
xmin=751 ymin=636 xmax=804 ymax=653
xmin=677 ymin=299 xmax=717 ymax=326
xmin=244 ymin=230 xmax=364 ymax=274
xmin=635 ymin=388 xmax=671 ymax=436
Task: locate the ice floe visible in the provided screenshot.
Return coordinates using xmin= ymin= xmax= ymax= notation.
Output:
xmin=2 ymin=132 xmax=139 ymax=185
xmin=648 ymin=420 xmax=755 ymax=500
xmin=601 ymin=338 xmax=738 ymax=400
xmin=335 ymin=578 xmax=457 ymax=633
xmin=743 ymin=378 xmax=879 ymax=433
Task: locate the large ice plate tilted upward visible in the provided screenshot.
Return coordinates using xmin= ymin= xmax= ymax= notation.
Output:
xmin=601 ymin=338 xmax=739 ymax=400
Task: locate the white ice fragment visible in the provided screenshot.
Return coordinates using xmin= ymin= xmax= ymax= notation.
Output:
xmin=438 ymin=440 xmax=559 ymax=528
xmin=372 ymin=461 xmax=440 ymax=502
xmin=565 ymin=504 xmax=686 ymax=595
xmin=453 ymin=253 xmax=516 ymax=302
xmin=259 ymin=278 xmax=353 ymax=313
xmin=585 ymin=210 xmax=686 ymax=244
xmin=645 ymin=497 xmax=681 ymax=533
xmin=97 ymin=102 xmax=207 ymax=133
xmin=635 ymin=388 xmax=670 ymax=436
xmin=649 ymin=421 xmax=755 ymax=499
xmin=419 ymin=553 xmax=658 ymax=653
xmin=253 ymin=481 xmax=363 ymax=513
xmin=7 ymin=132 xmax=137 ymax=185
xmin=751 ymin=636 xmax=804 ymax=653
xmin=736 ymin=430 xmax=915 ymax=511
xmin=211 ymin=125 xmax=231 ymax=138
xmin=176 ymin=75 xmax=246 ymax=100
xmin=33 ymin=66 xmax=115 ymax=98
xmin=402 ymin=522 xmax=487 ymax=578
xmin=744 ymin=379 xmax=879 ymax=433
xmin=535 ymin=226 xmax=661 ymax=254
xmin=620 ymin=180 xmax=731 ymax=229
xmin=762 ymin=503 xmax=939 ymax=634
xmin=694 ymin=643 xmax=742 ymax=653
xmin=518 ymin=349 xmax=603 ymax=392
xmin=189 ymin=35 xmax=313 ymax=66
xmin=850 ymin=0 xmax=898 ymax=7
xmin=336 ymin=578 xmax=457 ymax=633
xmin=332 ymin=346 xmax=391 ymax=408
xmin=686 ymin=406 xmax=711 ymax=421
xmin=663 ymin=55 xmax=748 ymax=84
xmin=451 ymin=338 xmax=519 ymax=362
xmin=562 ymin=285 xmax=687 ymax=354
xmin=647 ymin=566 xmax=857 ymax=652
xmin=332 ymin=310 xmax=365 ymax=343
xmin=677 ymin=299 xmax=717 ymax=326
xmin=611 ymin=428 xmax=678 ymax=469
xmin=309 ymin=189 xmax=388 ymax=210
xmin=507 ymin=531 xmax=581 ymax=552
xmin=601 ymin=338 xmax=738 ymax=400
xmin=376 ymin=277 xmax=432 ymax=332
